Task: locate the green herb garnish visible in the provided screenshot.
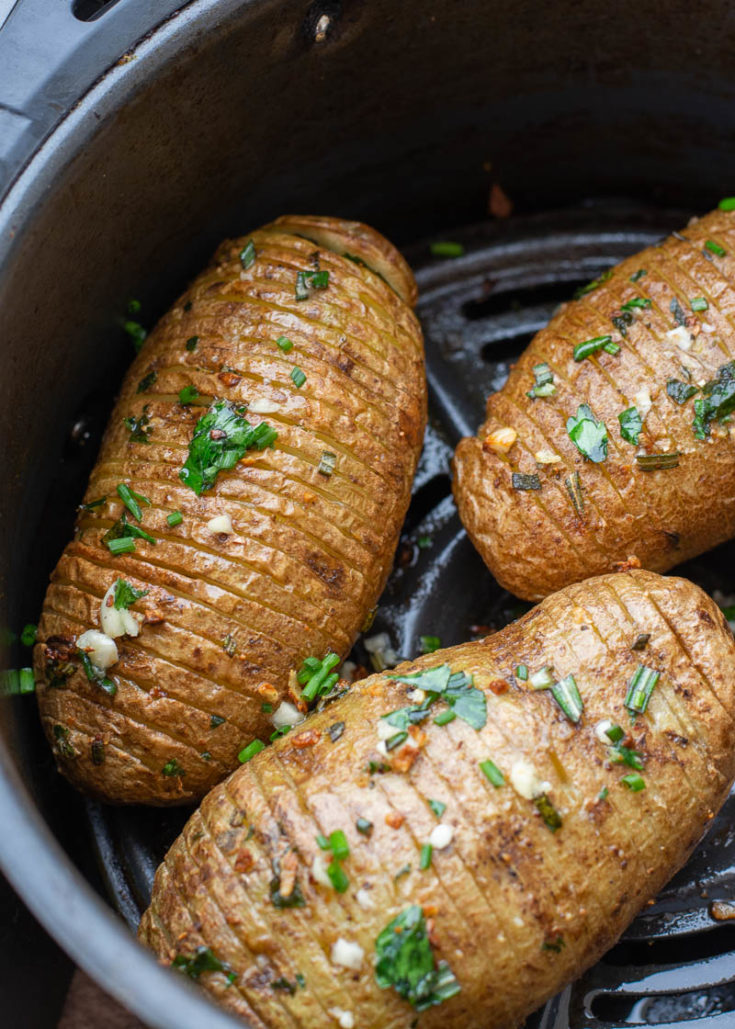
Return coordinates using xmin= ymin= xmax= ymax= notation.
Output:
xmin=691 ymin=297 xmax=709 ymax=312
xmin=167 ymin=510 xmax=183 ymax=527
xmin=113 ymin=578 xmax=148 ymax=609
xmin=618 ymin=406 xmax=642 ymax=445
xmin=718 ymin=197 xmax=735 ymax=210
xmin=162 ymin=758 xmax=185 ymax=777
xmin=239 ymin=739 xmax=265 ymax=763
xmin=630 ymin=269 xmax=647 ymax=282
xmin=420 ymin=635 xmax=441 ymax=654
xmin=430 ymin=241 xmax=464 ymax=258
xmin=318 ymin=451 xmax=336 ymax=477
xmin=573 ymin=269 xmax=612 ymax=299
xmin=566 ymin=404 xmax=608 ymax=463
xmin=107 ymin=537 xmax=136 ymax=555
xmin=276 ymin=335 xmax=293 ymax=352
xmin=432 ymin=709 xmax=456 ymax=726
xmin=670 ymin=296 xmax=687 ymax=326
xmin=124 ymin=320 xmax=147 ymax=353
xmin=295 ymin=269 xmax=329 ymax=300
xmin=125 ymin=407 xmax=152 ymax=443
xmin=116 ymin=483 xmax=151 ymax=521
xmin=511 ymin=472 xmax=541 ymax=491
xmin=692 ymin=361 xmax=735 ymax=439
xmin=624 ymin=664 xmax=660 ymax=714
xmin=78 ymin=650 xmax=116 ymax=696
xmin=239 ymin=239 xmax=256 ymax=269
xmin=515 ymin=664 xmax=528 ymax=681
xmin=179 ymin=400 xmax=277 ymax=495
xmin=479 ymin=759 xmax=505 ymax=787
xmin=535 ymin=794 xmax=562 ymax=831
xmin=137 ymin=370 xmax=157 ymax=393
xmin=374 ymin=905 xmax=461 ymax=1010
xmin=173 ymin=946 xmax=236 ymax=985
xmin=527 ymin=362 xmax=556 ymax=399
xmin=573 ymin=335 xmax=620 ymax=361
xmin=179 ymin=385 xmax=200 ymax=405
xmin=636 ymin=452 xmax=679 ymax=471
xmin=705 ymin=239 xmax=726 ymax=257
xmin=79 ymin=496 xmax=106 ymax=511
xmin=210 ymin=714 xmax=225 ymax=729
xmin=667 ymin=380 xmax=698 ymax=405
xmin=631 ymin=633 xmax=650 ymax=651
xmin=290 ymin=366 xmax=306 ymax=388
xmin=620 ymin=297 xmax=651 ymax=312
xmin=621 ymin=773 xmax=646 ymax=792
xmin=550 ymin=673 xmax=583 ymax=723
xmin=428 ymin=799 xmax=446 ymax=818
xmin=419 ymin=844 xmax=433 ymax=870
xmin=299 ymin=652 xmax=341 ymax=702
xmin=185 ymin=336 xmax=199 ymax=351
xmin=20 ymin=624 xmax=37 ymax=647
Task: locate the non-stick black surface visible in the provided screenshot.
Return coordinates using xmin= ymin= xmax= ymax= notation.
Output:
xmin=71 ymin=205 xmax=735 ymax=1028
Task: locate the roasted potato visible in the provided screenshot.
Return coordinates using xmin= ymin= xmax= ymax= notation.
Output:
xmin=139 ymin=570 xmax=735 ymax=1029
xmin=34 ymin=216 xmax=425 ymax=805
xmin=454 ymin=206 xmax=735 ymax=600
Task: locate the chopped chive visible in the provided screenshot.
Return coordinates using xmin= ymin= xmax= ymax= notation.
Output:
xmin=511 ymin=472 xmax=541 ymax=491
xmin=107 ymin=537 xmax=136 ymax=555
xmin=420 ymin=635 xmax=441 ymax=654
xmin=393 ymin=864 xmax=411 ymax=881
xmin=670 ymin=296 xmax=687 ymax=327
xmin=276 ymin=335 xmax=293 ymax=352
xmin=116 ymin=483 xmax=150 ymax=521
xmin=535 ymin=794 xmax=562 ymax=831
xmin=573 ymin=335 xmax=620 ymax=361
xmin=290 ymin=367 xmax=306 ymax=388
xmin=19 ymin=668 xmax=35 ymax=694
xmin=329 ymin=829 xmax=350 ymax=861
xmin=433 ymin=709 xmax=456 ymax=726
xmin=624 ymin=664 xmax=660 ymax=714
xmin=386 ymin=730 xmax=408 ymax=751
xmin=718 ymin=197 xmax=735 ymax=211
xmin=630 ymin=269 xmax=647 ymax=282
xmin=605 ymin=724 xmax=625 ymax=744
xmin=239 ymin=239 xmax=256 ymax=269
xmin=430 ymin=241 xmax=464 ymax=258
xmin=598 ymin=786 xmax=609 ymax=801
xmin=573 ymin=269 xmax=612 ymax=299
xmin=20 ymin=624 xmax=37 ymax=647
xmin=356 ymin=817 xmax=373 ymax=835
xmin=79 ymin=496 xmax=107 ymax=511
xmin=301 ymin=652 xmax=341 ymax=702
xmin=167 ymin=510 xmax=183 ymax=527
xmin=621 ymin=772 xmax=646 ymax=792
xmin=318 ymin=451 xmax=336 ymax=477
xmin=137 ymin=370 xmax=157 ymax=393
xmin=210 ymin=714 xmax=225 ymax=728
xmin=327 ymin=860 xmax=349 ymax=893
xmin=620 ymin=297 xmax=651 ymax=312
xmin=238 ymin=739 xmax=265 ymax=763
xmin=515 ymin=664 xmax=528 ymax=681
xmin=527 ymin=361 xmax=556 ymax=399
xmin=635 ymin=452 xmax=679 ymax=471
xmin=565 ymin=471 xmax=584 ymax=517
xmin=705 ymin=239 xmax=727 ymax=257
xmin=162 ymin=758 xmax=184 ymax=777
xmin=550 ymin=673 xmax=583 ymax=723
xmin=295 ymin=269 xmax=329 ymax=300
xmin=479 ymin=759 xmax=505 ymax=787
xmin=428 ymin=799 xmax=446 ymax=818
xmin=185 ymin=336 xmax=199 ymax=351
xmin=690 ymin=297 xmax=709 ymax=312
xmin=316 ymin=833 xmax=330 ymax=850
xmin=610 ymin=744 xmax=644 ymax=770
xmin=419 ymin=843 xmax=433 ymax=870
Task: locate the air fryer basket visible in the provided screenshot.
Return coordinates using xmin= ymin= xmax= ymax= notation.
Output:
xmin=3 ymin=2 xmax=735 ymax=1028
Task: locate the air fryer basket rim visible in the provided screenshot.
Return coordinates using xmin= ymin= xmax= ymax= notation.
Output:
xmin=0 ymin=1 xmax=266 ymax=1026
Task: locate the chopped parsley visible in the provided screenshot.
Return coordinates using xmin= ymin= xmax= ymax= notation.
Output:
xmin=125 ymin=407 xmax=152 ymax=443
xmin=667 ymin=380 xmax=698 ymax=405
xmin=172 ymin=946 xmax=236 ymax=985
xmin=566 ymin=404 xmax=608 ymax=463
xmin=374 ymin=905 xmax=460 ymax=1010
xmin=162 ymin=758 xmax=185 ymax=777
xmin=692 ymin=361 xmax=735 ymax=439
xmin=386 ymin=665 xmax=487 ymax=730
xmin=420 ymin=635 xmax=441 ymax=654
xmin=124 ymin=319 xmax=147 ymax=353
xmin=137 ymin=370 xmax=157 ymax=393
xmin=618 ymin=406 xmax=642 ymax=445
xmin=718 ymin=197 xmax=735 ymax=210
xmin=573 ymin=335 xmax=620 ymax=361
xmin=179 ymin=400 xmax=277 ymax=495
xmin=428 ymin=799 xmax=446 ymax=818
xmin=511 ymin=472 xmax=541 ymax=491
xmin=113 ymin=578 xmax=148 ymax=609
xmin=527 ymin=362 xmax=556 ymax=399
xmin=179 ymin=385 xmax=200 ymax=406
xmin=185 ymin=336 xmax=199 ymax=351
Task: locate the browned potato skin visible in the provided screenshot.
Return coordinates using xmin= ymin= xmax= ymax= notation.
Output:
xmin=454 ymin=208 xmax=735 ymax=601
xmin=34 ymin=217 xmax=425 ymax=805
xmin=139 ymin=571 xmax=735 ymax=1028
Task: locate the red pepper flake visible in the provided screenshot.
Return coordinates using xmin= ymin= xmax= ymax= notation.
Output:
xmin=487 ymin=678 xmax=509 ymax=695
xmin=613 ymin=555 xmax=642 ymax=573
xmin=234 ymin=848 xmax=254 ymax=873
xmin=291 ymin=729 xmax=321 ymax=749
xmin=385 ymin=811 xmax=404 ymax=829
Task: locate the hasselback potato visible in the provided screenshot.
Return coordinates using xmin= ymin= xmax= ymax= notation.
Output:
xmin=34 ymin=215 xmax=425 ymax=805
xmin=139 ymin=570 xmax=735 ymax=1029
xmin=454 ymin=206 xmax=735 ymax=600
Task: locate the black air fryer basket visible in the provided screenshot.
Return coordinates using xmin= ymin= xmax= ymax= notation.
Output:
xmin=3 ymin=2 xmax=735 ymax=1027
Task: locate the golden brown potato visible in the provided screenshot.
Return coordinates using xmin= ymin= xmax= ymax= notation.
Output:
xmin=34 ymin=216 xmax=425 ymax=805
xmin=454 ymin=207 xmax=735 ymax=600
xmin=139 ymin=570 xmax=735 ymax=1029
